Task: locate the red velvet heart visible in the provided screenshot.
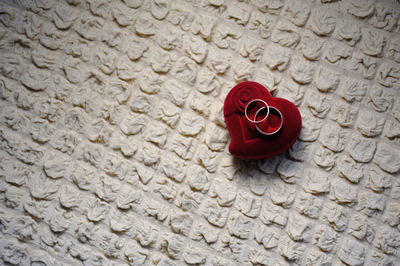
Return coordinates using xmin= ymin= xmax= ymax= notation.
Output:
xmin=224 ymin=81 xmax=302 ymax=160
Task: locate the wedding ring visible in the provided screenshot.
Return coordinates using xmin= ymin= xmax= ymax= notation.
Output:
xmin=254 ymin=106 xmax=283 ymax=136
xmin=244 ymin=99 xmax=269 ymax=124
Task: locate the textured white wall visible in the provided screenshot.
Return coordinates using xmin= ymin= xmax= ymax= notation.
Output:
xmin=0 ymin=0 xmax=399 ymax=265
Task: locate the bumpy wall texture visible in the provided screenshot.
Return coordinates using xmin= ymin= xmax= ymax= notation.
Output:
xmin=0 ymin=0 xmax=400 ymax=265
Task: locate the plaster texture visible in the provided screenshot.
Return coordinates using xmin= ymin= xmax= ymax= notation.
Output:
xmin=0 ymin=0 xmax=399 ymax=265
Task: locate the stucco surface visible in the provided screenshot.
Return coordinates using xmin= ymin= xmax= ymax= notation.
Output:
xmin=0 ymin=0 xmax=400 ymax=265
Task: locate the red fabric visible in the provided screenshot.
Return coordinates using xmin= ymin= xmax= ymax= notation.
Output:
xmin=224 ymin=81 xmax=302 ymax=160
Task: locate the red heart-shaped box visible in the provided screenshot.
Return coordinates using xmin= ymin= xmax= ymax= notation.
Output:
xmin=224 ymin=81 xmax=302 ymax=160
